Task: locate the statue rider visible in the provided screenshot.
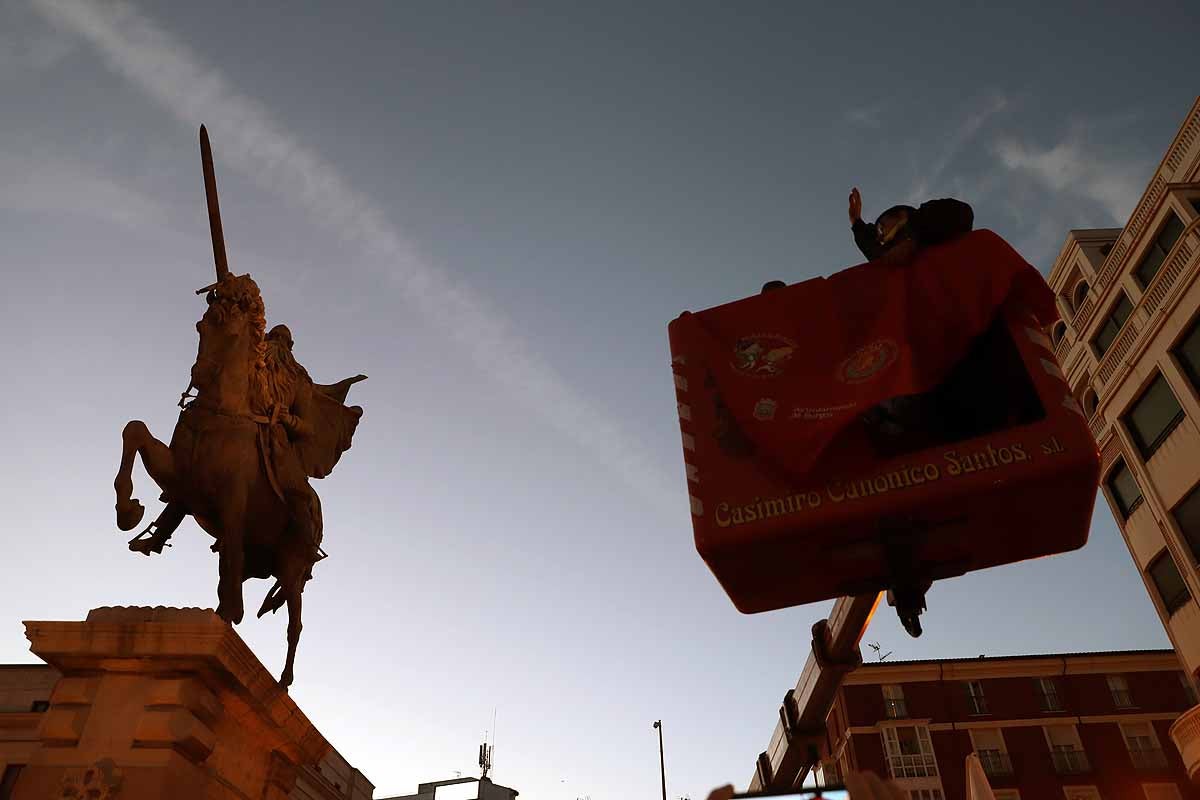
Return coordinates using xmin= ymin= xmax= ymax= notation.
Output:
xmin=259 ymin=324 xmax=324 ymax=574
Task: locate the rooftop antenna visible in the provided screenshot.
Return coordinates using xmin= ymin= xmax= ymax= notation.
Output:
xmin=867 ymin=641 xmax=893 ymax=662
xmin=478 ymin=740 xmax=492 ymax=780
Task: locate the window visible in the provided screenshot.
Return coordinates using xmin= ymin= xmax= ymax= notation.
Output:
xmin=29 ymin=700 xmax=48 ymax=712
xmin=1108 ymin=675 xmax=1136 ymax=708
xmin=1106 ymin=459 xmax=1144 ymax=519
xmin=1148 ymin=550 xmax=1191 ymax=616
xmin=1144 ymin=784 xmax=1184 ymax=800
xmin=965 ymin=681 xmax=989 ymax=715
xmin=1036 ymin=677 xmax=1064 ymax=711
xmin=882 ymin=725 xmax=939 ymax=778
xmin=972 ymin=729 xmax=1012 ymax=777
xmin=1073 ymin=280 xmax=1090 ymax=310
xmin=1082 ymin=389 xmax=1098 ymax=416
xmin=1175 ymin=315 xmax=1200 ymax=392
xmin=1175 ymin=483 xmax=1200 ymax=563
xmin=1136 ymin=213 xmax=1186 ymax=286
xmin=1122 ymin=721 xmax=1167 ymax=770
xmin=1093 ymin=292 xmax=1134 ymax=357
xmin=816 ymin=759 xmax=841 ymax=787
xmin=0 ymin=765 xmax=23 ymax=800
xmin=1053 ymin=321 xmax=1068 ymax=345
xmin=1124 ymin=374 xmax=1185 ymax=458
xmin=883 ymin=684 xmax=908 ymax=719
xmin=1047 ymin=726 xmax=1090 ymax=775
xmin=1181 ymin=672 xmax=1198 ymax=706
xmin=1192 ymin=197 xmax=1200 ymax=217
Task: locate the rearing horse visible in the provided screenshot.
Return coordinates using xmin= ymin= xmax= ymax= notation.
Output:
xmin=112 ymin=127 xmax=364 ymax=687
xmin=114 ymin=273 xmax=317 ymax=686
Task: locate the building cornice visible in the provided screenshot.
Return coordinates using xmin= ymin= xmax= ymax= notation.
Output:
xmin=842 ymin=651 xmax=1180 ymax=685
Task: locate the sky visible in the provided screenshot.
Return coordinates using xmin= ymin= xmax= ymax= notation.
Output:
xmin=0 ymin=1 xmax=1197 ymax=797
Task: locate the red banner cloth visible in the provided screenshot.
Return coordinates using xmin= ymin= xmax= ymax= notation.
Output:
xmin=670 ymin=230 xmax=1058 ymax=486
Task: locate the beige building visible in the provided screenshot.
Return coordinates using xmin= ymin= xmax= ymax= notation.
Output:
xmin=1047 ymin=96 xmax=1200 ymax=778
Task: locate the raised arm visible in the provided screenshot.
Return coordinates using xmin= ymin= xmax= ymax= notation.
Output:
xmin=849 ymin=187 xmax=881 ymax=261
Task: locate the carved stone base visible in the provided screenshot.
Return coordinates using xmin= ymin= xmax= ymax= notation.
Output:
xmin=11 ymin=607 xmax=329 ymax=800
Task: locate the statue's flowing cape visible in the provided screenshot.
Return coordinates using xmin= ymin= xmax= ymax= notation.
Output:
xmin=669 ymin=229 xmax=1058 ymax=485
xmin=301 ymin=377 xmax=366 ymax=480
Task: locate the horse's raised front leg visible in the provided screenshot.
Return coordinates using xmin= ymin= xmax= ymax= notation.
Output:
xmin=279 ymin=588 xmax=303 ymax=689
xmin=114 ymin=420 xmax=175 ymax=531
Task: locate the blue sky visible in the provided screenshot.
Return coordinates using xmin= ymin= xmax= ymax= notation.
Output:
xmin=0 ymin=1 xmax=1196 ymax=797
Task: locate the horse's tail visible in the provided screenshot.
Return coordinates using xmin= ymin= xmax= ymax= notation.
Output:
xmin=257 ymin=580 xmax=286 ymax=618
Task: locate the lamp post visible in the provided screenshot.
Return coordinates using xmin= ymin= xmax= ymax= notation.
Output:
xmin=652 ymin=720 xmax=666 ymax=800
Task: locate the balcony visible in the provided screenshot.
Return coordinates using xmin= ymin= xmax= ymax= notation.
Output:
xmin=1051 ymin=749 xmax=1091 ymax=776
xmin=1170 ymin=702 xmax=1200 ymax=781
xmin=883 ymin=698 xmax=908 ymax=719
xmin=1129 ymin=747 xmax=1169 ymax=770
xmin=886 ymin=753 xmax=939 ymax=779
xmin=977 ymin=750 xmax=1013 ymax=778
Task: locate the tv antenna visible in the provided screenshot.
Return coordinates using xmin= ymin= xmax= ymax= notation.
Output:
xmin=867 ymin=641 xmax=893 ymax=661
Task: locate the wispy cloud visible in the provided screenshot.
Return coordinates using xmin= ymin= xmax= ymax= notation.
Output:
xmin=29 ymin=0 xmax=679 ymax=513
xmin=843 ymin=101 xmax=888 ymax=129
xmin=907 ymin=92 xmax=1010 ymax=202
xmin=992 ymin=134 xmax=1148 ymax=225
xmin=0 ymin=0 xmax=76 ymax=72
xmin=0 ymin=149 xmax=164 ymax=228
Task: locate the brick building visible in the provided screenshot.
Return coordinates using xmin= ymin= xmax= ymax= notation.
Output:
xmin=1046 ymin=96 xmax=1200 ymax=774
xmin=820 ymin=649 xmax=1197 ymax=800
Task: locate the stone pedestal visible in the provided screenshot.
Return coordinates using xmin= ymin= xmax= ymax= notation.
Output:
xmin=11 ymin=607 xmax=329 ymax=800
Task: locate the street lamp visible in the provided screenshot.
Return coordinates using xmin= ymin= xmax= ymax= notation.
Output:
xmin=652 ymin=720 xmax=666 ymax=800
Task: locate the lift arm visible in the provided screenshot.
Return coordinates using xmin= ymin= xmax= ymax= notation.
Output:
xmin=746 ymin=592 xmax=882 ymax=791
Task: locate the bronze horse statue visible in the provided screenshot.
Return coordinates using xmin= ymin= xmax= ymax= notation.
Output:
xmin=112 ymin=127 xmax=365 ymax=687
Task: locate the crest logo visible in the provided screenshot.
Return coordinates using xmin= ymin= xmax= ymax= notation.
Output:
xmin=753 ymin=398 xmax=777 ymax=421
xmin=732 ymin=334 xmax=796 ymax=378
xmin=838 ymin=339 xmax=899 ymax=384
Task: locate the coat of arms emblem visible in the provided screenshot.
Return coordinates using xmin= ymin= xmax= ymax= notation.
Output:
xmin=838 ymin=338 xmax=899 ymax=383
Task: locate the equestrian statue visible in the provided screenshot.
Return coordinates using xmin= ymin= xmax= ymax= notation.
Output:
xmin=113 ymin=125 xmax=367 ymax=687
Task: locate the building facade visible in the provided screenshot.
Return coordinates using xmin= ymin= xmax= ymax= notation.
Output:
xmin=1046 ymin=97 xmax=1200 ymax=774
xmin=820 ymin=650 xmax=1198 ymax=800
xmin=0 ymin=664 xmax=374 ymax=800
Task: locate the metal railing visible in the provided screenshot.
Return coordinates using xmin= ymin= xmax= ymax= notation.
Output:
xmin=1130 ymin=747 xmax=1169 ymax=770
xmin=977 ymin=750 xmax=1013 ymax=777
xmin=1051 ymin=748 xmax=1091 ymax=775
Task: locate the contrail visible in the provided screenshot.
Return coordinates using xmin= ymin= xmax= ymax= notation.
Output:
xmin=31 ymin=0 xmax=679 ymax=514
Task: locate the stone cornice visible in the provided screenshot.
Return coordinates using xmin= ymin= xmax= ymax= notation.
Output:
xmin=23 ymin=607 xmax=329 ymax=766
